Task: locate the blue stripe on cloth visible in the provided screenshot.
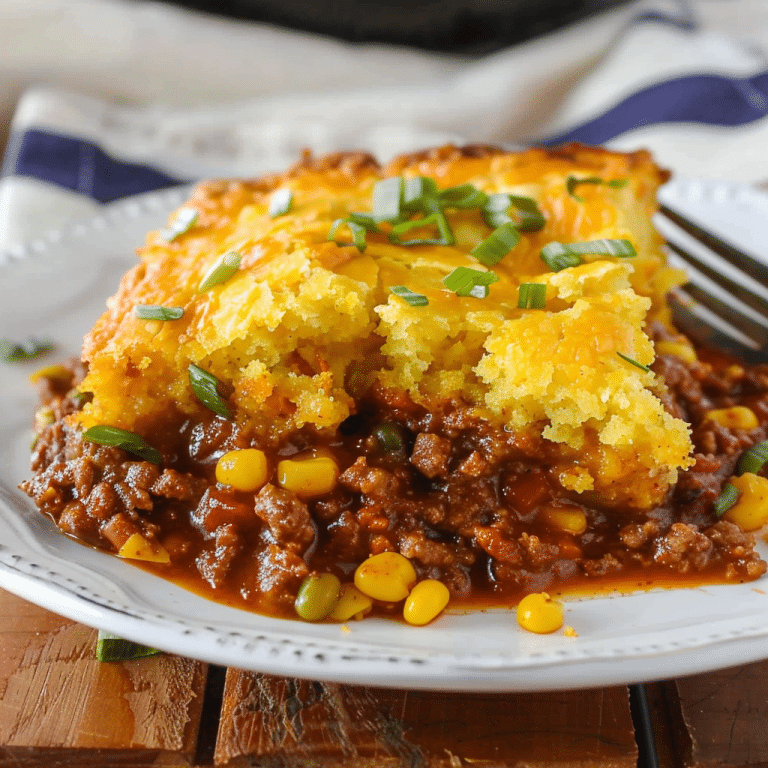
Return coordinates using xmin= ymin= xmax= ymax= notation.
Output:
xmin=5 ymin=128 xmax=185 ymax=203
xmin=541 ymin=70 xmax=768 ymax=147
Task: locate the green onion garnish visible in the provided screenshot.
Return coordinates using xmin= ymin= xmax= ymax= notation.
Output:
xmin=736 ymin=440 xmax=768 ymax=476
xmin=160 ymin=207 xmax=198 ymax=241
xmin=134 ymin=305 xmax=184 ymax=321
xmin=189 ymin=364 xmax=233 ymax=419
xmin=0 ymin=337 xmax=54 ymax=363
xmin=617 ymin=352 xmax=650 ymax=372
xmin=269 ymin=188 xmax=293 ymax=218
xmin=438 ymin=183 xmax=489 ymax=210
xmin=373 ymin=177 xmax=403 ymax=221
xmin=401 ymin=177 xmax=439 ymax=212
xmin=389 ymin=212 xmax=454 ymax=246
xmin=328 ymin=215 xmax=380 ymax=252
xmin=443 ymin=266 xmax=499 ymax=298
xmin=566 ymin=176 xmax=628 ymax=202
xmin=96 ymin=631 xmax=162 ymax=662
xmin=481 ymin=194 xmax=545 ymax=231
xmin=83 ymin=425 xmax=162 ymax=463
xmin=517 ymin=283 xmax=547 ymax=309
xmin=390 ymin=285 xmax=428 ymax=307
xmin=470 ymin=222 xmax=520 ymax=266
xmin=713 ymin=482 xmax=741 ymax=518
xmin=198 ymin=251 xmax=242 ymax=292
xmin=540 ymin=238 xmax=637 ymax=271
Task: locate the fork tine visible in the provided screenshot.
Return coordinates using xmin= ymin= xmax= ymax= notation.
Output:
xmin=658 ymin=203 xmax=768 ymax=287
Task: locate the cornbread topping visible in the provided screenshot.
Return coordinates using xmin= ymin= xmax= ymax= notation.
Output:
xmin=20 ymin=144 xmax=768 ymax=624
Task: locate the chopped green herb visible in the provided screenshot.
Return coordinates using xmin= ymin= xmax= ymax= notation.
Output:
xmin=517 ymin=283 xmax=547 ymax=309
xmin=443 ymin=266 xmax=499 ymax=298
xmin=160 ymin=207 xmax=198 ymax=241
xmin=328 ymin=215 xmax=380 ymax=252
xmin=0 ymin=337 xmax=54 ymax=363
xmin=737 ymin=440 xmax=768 ymax=476
xmin=96 ymin=631 xmax=162 ymax=662
xmin=401 ymin=176 xmax=439 ymax=212
xmin=269 ymin=188 xmax=293 ymax=218
xmin=617 ymin=352 xmax=650 ymax=372
xmin=390 ymin=285 xmax=429 ymax=307
xmin=713 ymin=482 xmax=740 ymax=518
xmin=373 ymin=177 xmax=403 ymax=221
xmin=198 ymin=251 xmax=241 ymax=292
xmin=481 ymin=194 xmax=545 ymax=231
xmin=438 ymin=183 xmax=489 ymax=210
xmin=540 ymin=238 xmax=637 ymax=271
xmin=470 ymin=222 xmax=520 ymax=266
xmin=566 ymin=176 xmax=628 ymax=202
xmin=389 ymin=212 xmax=454 ymax=246
xmin=83 ymin=425 xmax=162 ymax=463
xmin=189 ymin=364 xmax=233 ymax=419
xmin=134 ymin=305 xmax=184 ymax=321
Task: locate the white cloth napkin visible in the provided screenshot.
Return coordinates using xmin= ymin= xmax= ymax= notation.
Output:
xmin=2 ymin=0 xmax=768 ymax=255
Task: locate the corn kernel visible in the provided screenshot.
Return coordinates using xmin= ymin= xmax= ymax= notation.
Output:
xmin=328 ymin=583 xmax=374 ymax=621
xmin=216 ymin=448 xmax=269 ymax=492
xmin=277 ymin=455 xmax=339 ymax=497
xmin=539 ymin=505 xmax=587 ymax=535
xmin=723 ymin=473 xmax=768 ymax=531
xmin=118 ymin=533 xmax=171 ymax=564
xmin=516 ymin=592 xmax=564 ymax=634
xmin=655 ymin=340 xmax=697 ymax=364
xmin=354 ymin=552 xmax=417 ymax=602
xmin=28 ymin=364 xmax=71 ymax=384
xmin=403 ymin=580 xmax=450 ymax=626
xmin=705 ymin=406 xmax=759 ymax=431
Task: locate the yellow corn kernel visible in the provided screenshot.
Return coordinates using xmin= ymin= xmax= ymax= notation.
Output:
xmin=516 ymin=592 xmax=564 ymax=634
xmin=655 ymin=340 xmax=697 ymax=363
xmin=723 ymin=473 xmax=768 ymax=531
xmin=118 ymin=533 xmax=170 ymax=564
xmin=705 ymin=406 xmax=759 ymax=431
xmin=28 ymin=363 xmax=71 ymax=384
xmin=328 ymin=583 xmax=374 ymax=622
xmin=277 ymin=456 xmax=339 ymax=497
xmin=539 ymin=505 xmax=587 ymax=535
xmin=403 ymin=580 xmax=450 ymax=626
xmin=354 ymin=552 xmax=417 ymax=602
xmin=216 ymin=448 xmax=269 ymax=492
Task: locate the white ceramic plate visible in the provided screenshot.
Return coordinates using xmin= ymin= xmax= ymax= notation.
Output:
xmin=1 ymin=178 xmax=768 ymax=692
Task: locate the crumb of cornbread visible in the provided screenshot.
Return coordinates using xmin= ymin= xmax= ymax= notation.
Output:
xmin=74 ymin=144 xmax=692 ymax=509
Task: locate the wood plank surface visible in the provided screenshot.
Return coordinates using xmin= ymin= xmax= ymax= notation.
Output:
xmin=0 ymin=588 xmax=208 ymax=767
xmin=214 ymin=670 xmax=638 ymax=767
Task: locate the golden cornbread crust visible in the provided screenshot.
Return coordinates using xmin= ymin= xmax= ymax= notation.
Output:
xmin=22 ymin=143 xmax=768 ymax=619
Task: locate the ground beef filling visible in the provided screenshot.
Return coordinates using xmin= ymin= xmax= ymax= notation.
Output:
xmin=21 ymin=350 xmax=768 ymax=618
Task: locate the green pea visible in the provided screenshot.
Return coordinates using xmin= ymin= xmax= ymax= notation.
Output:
xmin=373 ymin=422 xmax=405 ymax=454
xmin=294 ymin=573 xmax=341 ymax=622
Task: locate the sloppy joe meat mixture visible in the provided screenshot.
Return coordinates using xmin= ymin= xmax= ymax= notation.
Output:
xmin=21 ymin=330 xmax=768 ymax=619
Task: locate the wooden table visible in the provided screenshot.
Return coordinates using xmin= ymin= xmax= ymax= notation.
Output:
xmin=0 ymin=586 xmax=765 ymax=768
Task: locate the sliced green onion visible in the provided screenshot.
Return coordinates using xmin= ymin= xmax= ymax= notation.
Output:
xmin=134 ymin=305 xmax=184 ymax=321
xmin=617 ymin=352 xmax=650 ymax=372
xmin=189 ymin=363 xmax=233 ymax=419
xmin=443 ymin=266 xmax=499 ymax=298
xmin=567 ymin=176 xmax=628 ymax=202
xmin=736 ymin=440 xmax=768 ymax=476
xmin=96 ymin=631 xmax=162 ymax=662
xmin=269 ymin=188 xmax=293 ymax=218
xmin=373 ymin=176 xmax=403 ymax=221
xmin=160 ymin=207 xmax=198 ymax=241
xmin=389 ymin=212 xmax=454 ymax=246
xmin=438 ymin=183 xmax=489 ymax=210
xmin=482 ymin=194 xmax=545 ymax=231
xmin=713 ymin=482 xmax=740 ymax=518
xmin=470 ymin=222 xmax=520 ymax=266
xmin=390 ymin=285 xmax=428 ymax=307
xmin=328 ymin=216 xmax=379 ymax=252
xmin=0 ymin=337 xmax=54 ymax=363
xmin=402 ymin=177 xmax=439 ymax=211
xmin=83 ymin=425 xmax=162 ymax=463
xmin=541 ymin=238 xmax=637 ymax=272
xmin=517 ymin=283 xmax=547 ymax=309
xmin=198 ymin=251 xmax=242 ymax=292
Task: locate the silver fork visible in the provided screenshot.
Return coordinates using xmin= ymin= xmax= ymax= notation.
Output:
xmin=654 ymin=204 xmax=768 ymax=365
